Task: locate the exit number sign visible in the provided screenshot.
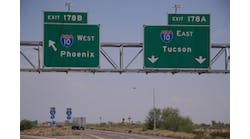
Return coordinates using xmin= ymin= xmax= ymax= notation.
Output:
xmin=44 ymin=11 xmax=87 ymax=24
xmin=168 ymin=14 xmax=210 ymax=25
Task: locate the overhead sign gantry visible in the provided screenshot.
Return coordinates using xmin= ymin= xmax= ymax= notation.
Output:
xmin=21 ymin=12 xmax=229 ymax=74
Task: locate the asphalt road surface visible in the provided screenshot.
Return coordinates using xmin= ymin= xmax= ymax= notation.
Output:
xmin=21 ymin=130 xmax=177 ymax=139
xmin=20 ymin=135 xmax=96 ymax=139
xmin=83 ymin=129 xmax=176 ymax=139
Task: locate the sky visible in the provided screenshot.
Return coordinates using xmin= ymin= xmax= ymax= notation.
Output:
xmin=20 ymin=0 xmax=230 ymax=124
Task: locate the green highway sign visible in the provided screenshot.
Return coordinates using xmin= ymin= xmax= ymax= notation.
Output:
xmin=168 ymin=14 xmax=210 ymax=25
xmin=44 ymin=11 xmax=87 ymax=23
xmin=44 ymin=24 xmax=99 ymax=67
xmin=144 ymin=25 xmax=210 ymax=69
xmin=44 ymin=12 xmax=99 ymax=68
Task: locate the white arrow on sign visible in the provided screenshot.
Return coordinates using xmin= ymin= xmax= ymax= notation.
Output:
xmin=148 ymin=55 xmax=159 ymax=63
xmin=195 ymin=56 xmax=206 ymax=64
xmin=49 ymin=40 xmax=57 ymax=52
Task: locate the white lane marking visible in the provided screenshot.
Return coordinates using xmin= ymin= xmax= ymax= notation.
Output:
xmin=85 ymin=133 xmax=105 ymax=139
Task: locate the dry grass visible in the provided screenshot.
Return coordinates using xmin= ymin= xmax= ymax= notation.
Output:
xmin=135 ymin=129 xmax=195 ymax=139
xmin=20 ymin=126 xmax=82 ymax=137
xmin=87 ymin=124 xmax=195 ymax=139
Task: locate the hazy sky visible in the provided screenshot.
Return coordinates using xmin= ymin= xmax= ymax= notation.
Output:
xmin=20 ymin=0 xmax=230 ymax=124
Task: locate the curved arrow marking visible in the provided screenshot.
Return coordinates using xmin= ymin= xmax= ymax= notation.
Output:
xmin=195 ymin=56 xmax=206 ymax=64
xmin=148 ymin=55 xmax=159 ymax=63
xmin=49 ymin=40 xmax=57 ymax=52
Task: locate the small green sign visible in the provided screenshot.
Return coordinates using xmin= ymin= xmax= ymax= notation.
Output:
xmin=144 ymin=25 xmax=210 ymax=69
xmin=44 ymin=11 xmax=87 ymax=24
xmin=168 ymin=14 xmax=210 ymax=25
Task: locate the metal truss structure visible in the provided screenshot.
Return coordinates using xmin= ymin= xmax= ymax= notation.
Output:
xmin=20 ymin=41 xmax=230 ymax=74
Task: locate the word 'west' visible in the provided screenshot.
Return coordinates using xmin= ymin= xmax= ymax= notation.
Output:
xmin=77 ymin=35 xmax=95 ymax=41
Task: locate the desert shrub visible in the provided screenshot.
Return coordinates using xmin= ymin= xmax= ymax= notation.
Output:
xmin=145 ymin=107 xmax=194 ymax=133
xmin=56 ymin=125 xmax=63 ymax=128
xmin=52 ymin=130 xmax=64 ymax=136
xmin=210 ymin=132 xmax=230 ymax=138
xmin=144 ymin=108 xmax=161 ymax=130
xmin=178 ymin=117 xmax=194 ymax=133
xmin=20 ymin=119 xmax=33 ymax=131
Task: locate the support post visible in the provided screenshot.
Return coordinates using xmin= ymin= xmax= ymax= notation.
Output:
xmin=153 ymin=88 xmax=156 ymax=130
xmin=38 ymin=46 xmax=41 ymax=72
xmin=120 ymin=45 xmax=123 ymax=70
xmin=225 ymin=48 xmax=229 ymax=70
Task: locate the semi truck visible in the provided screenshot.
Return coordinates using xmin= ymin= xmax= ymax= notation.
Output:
xmin=71 ymin=117 xmax=86 ymax=130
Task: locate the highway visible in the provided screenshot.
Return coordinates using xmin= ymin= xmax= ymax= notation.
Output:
xmin=83 ymin=129 xmax=177 ymax=139
xmin=20 ymin=135 xmax=96 ymax=139
xmin=21 ymin=130 xmax=177 ymax=139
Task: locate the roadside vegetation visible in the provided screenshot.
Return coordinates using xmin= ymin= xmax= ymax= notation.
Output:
xmin=193 ymin=121 xmax=230 ymax=139
xmin=20 ymin=125 xmax=81 ymax=137
xmin=88 ymin=107 xmax=230 ymax=139
xmin=144 ymin=107 xmax=229 ymax=138
xmin=87 ymin=123 xmax=195 ymax=138
xmin=21 ymin=107 xmax=229 ymax=139
xmin=144 ymin=107 xmax=193 ymax=132
xmin=20 ymin=121 xmax=85 ymax=137
xmin=20 ymin=119 xmax=34 ymax=131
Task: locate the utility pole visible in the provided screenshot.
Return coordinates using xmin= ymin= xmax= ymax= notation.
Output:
xmin=153 ymin=88 xmax=156 ymax=130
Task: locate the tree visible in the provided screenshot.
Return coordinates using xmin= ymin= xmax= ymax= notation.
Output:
xmin=20 ymin=119 xmax=33 ymax=131
xmin=178 ymin=117 xmax=193 ymax=132
xmin=144 ymin=107 xmax=194 ymax=132
xmin=144 ymin=108 xmax=161 ymax=129
xmin=161 ymin=107 xmax=193 ymax=132
xmin=122 ymin=118 xmax=125 ymax=123
xmin=161 ymin=107 xmax=180 ymax=131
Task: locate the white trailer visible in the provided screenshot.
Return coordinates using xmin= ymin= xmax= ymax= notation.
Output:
xmin=71 ymin=117 xmax=86 ymax=130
